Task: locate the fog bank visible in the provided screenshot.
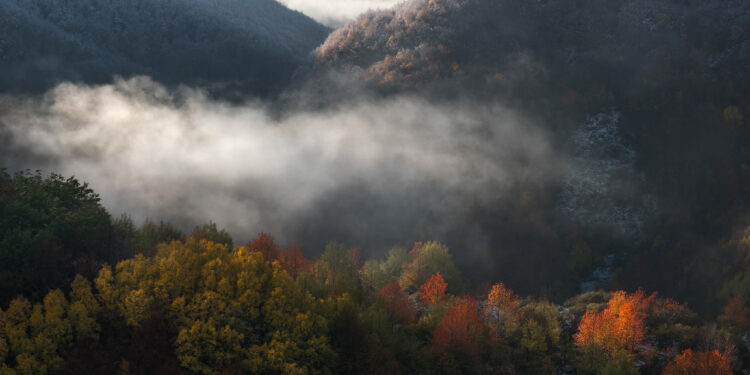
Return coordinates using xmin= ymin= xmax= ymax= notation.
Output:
xmin=0 ymin=77 xmax=560 ymax=257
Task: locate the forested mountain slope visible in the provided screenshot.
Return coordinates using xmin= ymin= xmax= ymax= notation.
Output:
xmin=0 ymin=0 xmax=330 ymax=96
xmin=316 ymin=0 xmax=749 ymax=98
xmin=312 ymin=0 xmax=750 ymax=312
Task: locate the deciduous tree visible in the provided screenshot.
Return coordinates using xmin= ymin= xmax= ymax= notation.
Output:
xmin=485 ymin=282 xmax=520 ymax=323
xmin=662 ymin=349 xmax=731 ymax=375
xmin=718 ymin=295 xmax=750 ymax=330
xmin=278 ymin=245 xmax=310 ymax=279
xmin=432 ymin=297 xmax=487 ymax=371
xmin=419 ymin=272 xmax=447 ymax=306
xmin=247 ymin=232 xmax=279 ymax=261
xmin=574 ymin=290 xmax=647 ymax=355
xmin=399 ymin=242 xmax=461 ymax=294
xmin=378 ymin=282 xmax=416 ymax=324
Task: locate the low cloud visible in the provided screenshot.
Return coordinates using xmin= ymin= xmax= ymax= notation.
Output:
xmin=0 ymin=77 xmax=560 ymax=257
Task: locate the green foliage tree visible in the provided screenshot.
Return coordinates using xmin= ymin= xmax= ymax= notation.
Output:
xmin=190 ymin=222 xmax=232 ymax=249
xmin=0 ymin=170 xmax=119 ymax=303
xmin=311 ymin=242 xmax=362 ymax=298
xmin=362 ymin=246 xmax=408 ymax=290
xmin=399 ymin=242 xmax=461 ymax=294
xmin=134 ymin=219 xmax=184 ymax=256
xmin=516 ymin=301 xmax=561 ymax=373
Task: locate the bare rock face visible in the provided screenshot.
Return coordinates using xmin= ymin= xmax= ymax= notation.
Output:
xmin=560 ymin=110 xmax=653 ymax=240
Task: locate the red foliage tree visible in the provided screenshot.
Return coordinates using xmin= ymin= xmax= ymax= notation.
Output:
xmin=661 ymin=349 xmax=731 ymax=375
xmin=377 ymin=282 xmax=416 ymax=325
xmin=419 ymin=272 xmax=447 ymax=305
xmin=718 ymin=295 xmax=750 ymax=330
xmin=349 ymin=247 xmax=362 ymax=268
xmin=247 ymin=232 xmax=279 ymax=261
xmin=278 ymin=245 xmax=310 ymax=278
xmin=574 ymin=290 xmax=647 ymax=354
xmin=642 ymin=293 xmax=693 ymax=322
xmin=432 ymin=297 xmax=487 ymax=367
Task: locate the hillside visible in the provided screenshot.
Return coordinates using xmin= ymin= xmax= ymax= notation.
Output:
xmin=0 ymin=171 xmax=747 ymax=374
xmin=0 ymin=0 xmax=330 ymax=96
xmin=1 ymin=0 xmax=750 ymax=373
xmin=312 ymin=0 xmax=750 ymax=312
xmin=316 ymin=0 xmax=749 ymax=97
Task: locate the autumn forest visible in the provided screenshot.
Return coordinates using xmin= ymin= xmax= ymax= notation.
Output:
xmin=0 ymin=170 xmax=746 ymax=374
xmin=2 ymin=0 xmax=750 ymax=374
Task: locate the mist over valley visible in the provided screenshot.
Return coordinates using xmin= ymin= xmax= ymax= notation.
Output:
xmin=1 ymin=0 xmax=749 ymax=374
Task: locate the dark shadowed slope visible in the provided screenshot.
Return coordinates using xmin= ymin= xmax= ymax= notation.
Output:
xmin=315 ymin=0 xmax=749 ymax=101
xmin=313 ymin=0 xmax=750 ymax=309
xmin=0 ymin=0 xmax=330 ymax=96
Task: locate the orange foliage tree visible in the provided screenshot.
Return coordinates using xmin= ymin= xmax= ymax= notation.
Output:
xmin=248 ymin=232 xmax=279 ymax=261
xmin=574 ymin=290 xmax=647 ymax=354
xmin=662 ymin=349 xmax=731 ymax=375
xmin=377 ymin=282 xmax=416 ymax=324
xmin=432 ymin=296 xmax=487 ymax=366
xmin=419 ymin=272 xmax=447 ymax=305
xmin=485 ymin=282 xmax=520 ymax=322
xmin=278 ymin=245 xmax=310 ymax=278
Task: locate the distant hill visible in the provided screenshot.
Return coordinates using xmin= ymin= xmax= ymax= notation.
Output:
xmin=0 ymin=0 xmax=330 ymax=96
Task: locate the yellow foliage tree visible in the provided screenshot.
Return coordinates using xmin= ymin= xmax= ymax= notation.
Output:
xmin=96 ymin=237 xmax=336 ymax=374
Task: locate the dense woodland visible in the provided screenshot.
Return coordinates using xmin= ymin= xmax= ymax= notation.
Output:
xmin=0 ymin=170 xmax=749 ymax=374
xmin=0 ymin=0 xmax=328 ymax=95
xmin=1 ymin=0 xmax=750 ymax=374
xmin=309 ymin=0 xmax=750 ymax=317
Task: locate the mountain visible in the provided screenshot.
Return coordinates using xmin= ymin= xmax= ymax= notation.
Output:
xmin=314 ymin=0 xmax=750 ymax=309
xmin=0 ymin=0 xmax=330 ymax=96
xmin=316 ymin=0 xmax=749 ymax=99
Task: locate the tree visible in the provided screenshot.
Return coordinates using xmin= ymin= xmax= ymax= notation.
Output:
xmin=362 ymin=246 xmax=408 ymax=289
xmin=432 ymin=297 xmax=488 ymax=372
xmin=516 ymin=301 xmax=561 ymax=373
xmin=399 ymin=242 xmax=461 ymax=294
xmin=191 ymin=222 xmax=232 ymax=248
xmin=175 ymin=320 xmax=243 ymax=374
xmin=247 ymin=232 xmax=279 ymax=261
xmin=316 ymin=242 xmax=361 ymax=298
xmin=93 ymin=237 xmax=336 ymax=374
xmin=419 ymin=272 xmax=447 ymax=306
xmin=278 ymin=245 xmax=310 ymax=279
xmin=0 ymin=289 xmax=76 ymax=375
xmin=718 ymin=295 xmax=750 ymax=330
xmin=0 ymin=170 xmax=117 ymax=304
xmin=378 ymin=282 xmax=416 ymax=325
xmin=325 ymin=294 xmax=400 ymax=374
xmin=68 ymin=275 xmax=100 ymax=341
xmin=134 ymin=220 xmax=184 ymax=257
xmin=485 ymin=282 xmax=520 ymax=323
xmin=661 ymin=349 xmax=731 ymax=375
xmin=600 ymin=350 xmax=638 ymax=375
xmin=574 ymin=290 xmax=647 ymax=355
